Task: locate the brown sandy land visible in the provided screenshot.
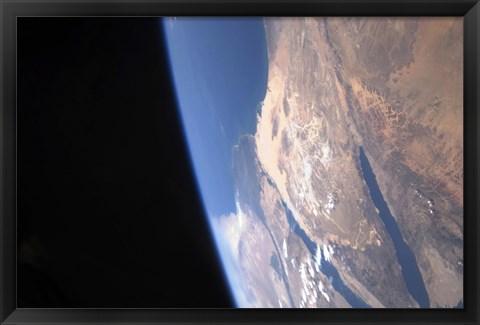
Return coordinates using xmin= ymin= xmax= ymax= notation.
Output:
xmin=325 ymin=17 xmax=418 ymax=83
xmin=388 ymin=18 xmax=463 ymax=207
xmin=325 ymin=17 xmax=463 ymax=307
xmin=259 ymin=172 xmax=291 ymax=241
xmin=255 ymin=17 xmax=417 ymax=307
xmin=258 ymin=18 xmax=368 ymax=243
xmin=377 ymin=19 xmax=463 ymax=307
xmin=331 ymin=258 xmax=385 ymax=308
xmin=255 ymin=62 xmax=292 ymax=215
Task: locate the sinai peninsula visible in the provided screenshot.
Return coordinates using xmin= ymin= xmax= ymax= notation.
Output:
xmin=165 ymin=17 xmax=463 ymax=308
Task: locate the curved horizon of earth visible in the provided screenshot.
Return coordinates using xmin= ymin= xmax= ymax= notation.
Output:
xmin=162 ymin=17 xmax=269 ymax=306
xmin=162 ymin=17 xmax=268 ymax=219
xmin=163 ymin=17 xmax=463 ymax=308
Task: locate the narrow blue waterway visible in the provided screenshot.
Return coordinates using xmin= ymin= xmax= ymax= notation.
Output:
xmin=281 ymin=201 xmax=370 ymax=308
xmin=359 ymin=146 xmax=430 ymax=308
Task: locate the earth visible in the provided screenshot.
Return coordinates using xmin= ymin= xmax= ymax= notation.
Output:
xmin=165 ymin=17 xmax=463 ymax=308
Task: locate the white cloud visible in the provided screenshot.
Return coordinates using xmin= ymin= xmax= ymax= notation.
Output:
xmin=323 ymin=244 xmax=331 ymax=262
xmin=322 ymin=291 xmax=330 ymax=302
xmin=299 ymin=263 xmax=306 ymax=279
xmin=283 ymin=238 xmax=288 ymax=258
xmin=320 ymin=142 xmax=331 ymax=167
xmin=317 ymin=280 xmax=330 ymax=302
xmin=210 ymin=212 xmax=250 ymax=307
xmin=328 ymin=245 xmax=334 ymax=256
xmin=324 ymin=193 xmax=335 ymax=213
xmin=315 ymin=244 xmax=322 ymax=272
xmin=307 ymin=259 xmax=315 ymax=278
xmin=301 ymin=288 xmax=307 ymax=302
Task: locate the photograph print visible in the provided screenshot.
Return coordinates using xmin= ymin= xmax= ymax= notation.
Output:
xmin=18 ymin=16 xmax=463 ymax=309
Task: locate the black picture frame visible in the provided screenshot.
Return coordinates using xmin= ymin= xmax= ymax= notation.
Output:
xmin=1 ymin=0 xmax=478 ymax=324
